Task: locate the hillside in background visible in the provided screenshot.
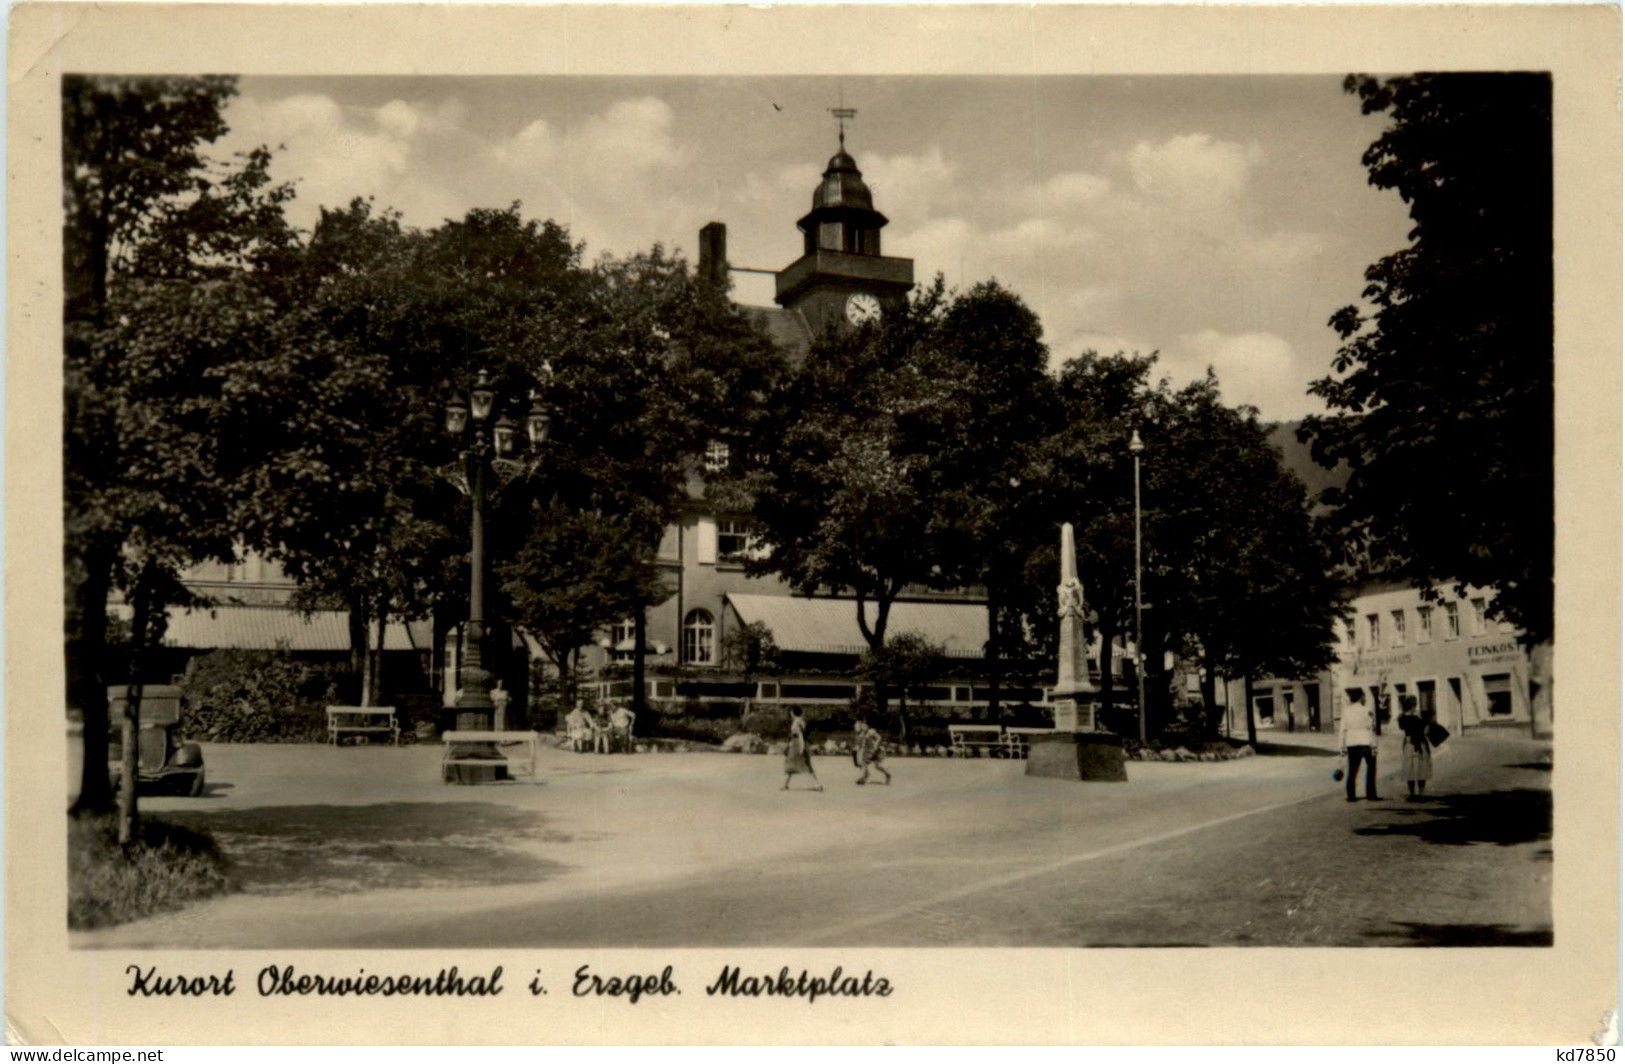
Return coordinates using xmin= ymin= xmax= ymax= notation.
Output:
xmin=1267 ymin=420 xmax=1350 ymax=507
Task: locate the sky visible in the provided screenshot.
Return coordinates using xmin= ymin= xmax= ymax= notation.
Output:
xmin=221 ymin=75 xmax=1413 ymax=422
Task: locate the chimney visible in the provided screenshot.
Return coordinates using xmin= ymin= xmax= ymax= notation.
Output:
xmin=698 ymin=221 xmax=727 ymax=288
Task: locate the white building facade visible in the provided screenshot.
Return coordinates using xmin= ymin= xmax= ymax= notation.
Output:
xmin=1236 ymin=581 xmax=1541 ymax=736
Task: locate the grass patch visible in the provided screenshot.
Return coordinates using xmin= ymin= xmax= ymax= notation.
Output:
xmin=69 ymin=813 xmax=232 ymax=929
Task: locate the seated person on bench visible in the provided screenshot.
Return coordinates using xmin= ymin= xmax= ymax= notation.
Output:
xmin=564 ymin=705 xmax=593 ymax=752
xmin=608 ymin=702 xmax=636 ymax=753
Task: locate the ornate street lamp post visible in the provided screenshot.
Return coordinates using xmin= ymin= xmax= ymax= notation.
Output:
xmin=443 ymin=367 xmax=551 ymax=780
xmin=1130 ymin=426 xmax=1148 ymax=746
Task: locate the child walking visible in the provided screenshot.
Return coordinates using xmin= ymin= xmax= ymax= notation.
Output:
xmin=854 ymin=720 xmax=891 ymax=786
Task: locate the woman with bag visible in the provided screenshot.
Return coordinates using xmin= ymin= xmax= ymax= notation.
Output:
xmin=1396 ymin=695 xmax=1433 ymax=800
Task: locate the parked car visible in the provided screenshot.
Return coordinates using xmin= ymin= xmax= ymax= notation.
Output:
xmin=106 ymin=685 xmax=206 ymax=797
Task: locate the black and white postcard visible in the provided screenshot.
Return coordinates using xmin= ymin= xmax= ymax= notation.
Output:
xmin=7 ymin=3 xmax=1620 ymax=1046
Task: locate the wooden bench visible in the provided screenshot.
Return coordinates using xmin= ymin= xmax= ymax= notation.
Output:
xmin=441 ymin=730 xmax=541 ymax=782
xmin=948 ymin=724 xmax=1007 ymax=758
xmin=1001 ymin=727 xmax=1053 ymax=759
xmin=326 ymin=705 xmax=399 ymax=746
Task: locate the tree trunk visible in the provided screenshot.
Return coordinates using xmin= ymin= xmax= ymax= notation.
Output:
xmin=118 ymin=564 xmax=158 ymax=845
xmin=1201 ymin=659 xmax=1220 ymax=738
xmin=69 ymin=541 xmax=117 ymax=816
xmin=371 ymin=608 xmax=387 ymax=706
xmin=631 ymin=607 xmax=648 ymax=718
xmin=855 ymin=593 xmax=894 ymax=719
xmin=985 ymin=586 xmax=1003 ymax=718
xmin=1243 ymin=672 xmax=1258 ymax=748
xmin=347 ymin=604 xmax=368 ymax=702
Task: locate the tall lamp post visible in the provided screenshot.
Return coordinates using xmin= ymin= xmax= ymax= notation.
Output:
xmin=444 ymin=368 xmax=551 ymax=779
xmin=1130 ymin=427 xmax=1148 ymax=746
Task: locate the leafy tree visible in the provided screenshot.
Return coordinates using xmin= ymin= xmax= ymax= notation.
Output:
xmin=63 ymin=75 xmax=295 ymax=821
xmin=1150 ymin=375 xmax=1344 ymax=742
xmin=748 ymin=281 xmax=958 ymax=716
xmin=498 ymin=504 xmax=666 ymax=709
xmin=911 ymin=282 xmax=1059 ymax=716
xmin=589 ymin=246 xmax=788 ymax=715
xmin=721 ymin=621 xmax=780 ymax=720
xmin=1036 ymin=350 xmax=1163 ymax=718
xmin=1302 ymin=73 xmax=1553 ymax=643
xmin=859 ymin=631 xmax=944 ymax=742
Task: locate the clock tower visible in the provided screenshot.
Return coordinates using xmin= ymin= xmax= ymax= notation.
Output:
xmin=774 ymin=114 xmax=914 ymax=333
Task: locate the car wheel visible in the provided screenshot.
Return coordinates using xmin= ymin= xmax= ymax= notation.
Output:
xmin=188 ymin=769 xmax=206 ymax=797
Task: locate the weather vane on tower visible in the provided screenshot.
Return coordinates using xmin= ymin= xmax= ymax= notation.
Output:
xmin=830 ymin=102 xmax=857 ymax=149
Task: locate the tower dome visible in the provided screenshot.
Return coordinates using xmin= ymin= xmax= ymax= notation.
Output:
xmin=795 ymin=136 xmax=888 ymax=257
xmin=811 ymin=149 xmax=877 ymax=213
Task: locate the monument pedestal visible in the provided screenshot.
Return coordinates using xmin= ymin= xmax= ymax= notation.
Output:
xmin=1025 ymin=731 xmax=1127 ymax=782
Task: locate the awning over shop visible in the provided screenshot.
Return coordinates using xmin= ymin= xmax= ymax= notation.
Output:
xmin=727 ymin=593 xmax=987 ymax=659
xmin=112 ymin=603 xmax=424 ymax=652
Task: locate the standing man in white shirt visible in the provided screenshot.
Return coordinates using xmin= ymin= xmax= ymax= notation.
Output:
xmin=1339 ymin=694 xmax=1381 ymax=802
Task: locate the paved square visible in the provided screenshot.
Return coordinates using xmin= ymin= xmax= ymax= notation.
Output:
xmin=72 ymin=730 xmax=1551 ymax=948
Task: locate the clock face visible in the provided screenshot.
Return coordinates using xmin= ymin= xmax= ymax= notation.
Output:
xmin=845 ymin=292 xmax=882 ymax=326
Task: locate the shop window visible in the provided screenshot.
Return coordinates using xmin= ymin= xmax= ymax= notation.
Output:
xmin=1470 ymin=596 xmax=1488 ymax=635
xmin=1391 ymin=610 xmax=1406 ymax=647
xmin=1417 ymin=606 xmax=1433 ymax=645
xmin=682 ymin=609 xmax=715 ymax=665
xmin=1365 ymin=613 xmax=1380 ymax=648
xmin=1253 ymin=696 xmax=1275 ymax=723
xmin=1444 ymin=602 xmax=1461 ymax=640
xmin=1482 ymin=673 xmax=1514 ymax=716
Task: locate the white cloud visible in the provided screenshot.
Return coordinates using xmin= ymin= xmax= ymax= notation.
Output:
xmin=855 ymin=145 xmax=958 ymax=222
xmin=221 ymin=91 xmax=697 ymax=257
xmin=1050 ymin=331 xmax=1153 ymax=374
xmin=1170 ymin=329 xmax=1320 ymax=419
xmin=1126 ymin=133 xmax=1262 ymax=209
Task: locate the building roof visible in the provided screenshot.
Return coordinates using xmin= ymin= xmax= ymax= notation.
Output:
xmin=728 ymin=593 xmax=988 ymax=659
xmin=739 ymin=304 xmax=812 ymax=363
xmin=116 ymin=604 xmax=428 ymax=652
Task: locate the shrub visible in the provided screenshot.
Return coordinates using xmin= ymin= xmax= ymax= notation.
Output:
xmin=68 ymin=813 xmax=231 ymax=929
xmin=646 ymin=714 xmax=733 ymax=745
xmin=177 ymin=648 xmax=330 ymax=742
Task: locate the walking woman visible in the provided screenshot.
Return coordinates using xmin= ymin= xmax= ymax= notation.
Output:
xmin=782 ymin=707 xmax=823 ymax=791
xmin=1396 ymin=695 xmax=1433 ymax=799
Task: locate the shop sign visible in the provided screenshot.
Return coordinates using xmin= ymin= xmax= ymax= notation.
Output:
xmin=1348 ymin=651 xmax=1411 ymax=677
xmin=1468 ymin=640 xmax=1522 ymax=665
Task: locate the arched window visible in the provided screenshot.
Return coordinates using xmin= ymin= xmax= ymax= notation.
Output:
xmin=683 ymin=609 xmax=715 ymax=665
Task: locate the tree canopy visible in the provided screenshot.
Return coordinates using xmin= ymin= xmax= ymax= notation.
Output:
xmin=63 ymin=75 xmax=296 ymax=815
xmin=1302 ymin=73 xmax=1553 ymax=643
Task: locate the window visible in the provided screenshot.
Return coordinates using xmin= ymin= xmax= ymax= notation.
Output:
xmin=1342 ymin=619 xmax=1356 ymax=647
xmin=717 ymin=518 xmax=754 ymax=562
xmin=1366 ymin=614 xmax=1380 ymax=648
xmin=682 ymin=609 xmax=715 ymax=665
xmin=1417 ymin=606 xmax=1433 ymax=644
xmin=1444 ymin=602 xmax=1461 ymax=640
xmin=610 ymin=617 xmax=636 ymax=646
xmin=703 ymin=440 xmax=731 ymax=474
xmin=1482 ymin=673 xmax=1514 ymax=716
xmin=1390 ymin=610 xmax=1406 ymax=647
xmin=1470 ymin=596 xmax=1487 ymax=635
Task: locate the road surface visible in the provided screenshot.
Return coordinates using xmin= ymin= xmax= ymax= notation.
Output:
xmin=73 ymin=728 xmax=1551 ymax=948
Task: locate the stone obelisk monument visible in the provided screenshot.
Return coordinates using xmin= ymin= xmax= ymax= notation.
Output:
xmin=1051 ymin=522 xmax=1098 ymax=732
xmin=1026 ymin=521 xmax=1128 ymax=781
